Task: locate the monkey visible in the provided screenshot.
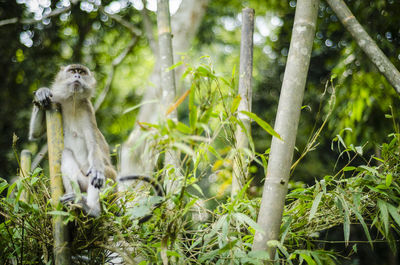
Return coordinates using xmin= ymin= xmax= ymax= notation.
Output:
xmin=29 ymin=64 xmax=165 ymax=221
xmin=29 ymin=64 xmax=117 ymax=217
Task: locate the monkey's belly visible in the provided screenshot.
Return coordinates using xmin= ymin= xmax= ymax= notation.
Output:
xmin=64 ymin=133 xmax=89 ymax=171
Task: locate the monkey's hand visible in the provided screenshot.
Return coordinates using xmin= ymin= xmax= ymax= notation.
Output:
xmin=87 ymin=167 xmax=105 ymax=189
xmin=34 ymin=87 xmax=53 ymax=109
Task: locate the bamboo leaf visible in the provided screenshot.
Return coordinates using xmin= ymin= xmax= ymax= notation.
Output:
xmin=172 ymin=142 xmax=194 ymax=156
xmin=387 ymin=204 xmax=400 ymax=227
xmin=233 ymin=213 xmax=264 ymax=233
xmin=240 ymin=111 xmax=282 ymax=140
xmin=167 ymin=60 xmax=183 ymax=71
xmin=309 ymin=192 xmax=323 ymax=221
xmin=336 ymin=196 xmax=350 ymax=245
xmin=176 ymin=121 xmax=191 ymax=134
xmin=48 ymin=211 xmax=70 ymax=216
xmin=343 ymin=166 xmax=356 ymax=171
xmin=377 ymin=200 xmax=389 ymax=235
xmin=299 ymin=253 xmax=317 ymax=265
xmin=231 ymin=95 xmax=241 ymax=113
xmin=123 ymin=99 xmax=159 ymax=114
xmin=386 ymin=173 xmax=393 ymax=187
xmin=351 ymin=205 xmax=373 ymax=247
xmin=166 ymin=89 xmax=191 ymax=115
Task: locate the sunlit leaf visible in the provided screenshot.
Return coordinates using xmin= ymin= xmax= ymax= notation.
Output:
xmin=240 ymin=111 xmax=282 ymax=140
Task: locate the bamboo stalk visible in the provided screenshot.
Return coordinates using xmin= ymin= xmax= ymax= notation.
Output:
xmin=20 ymin=149 xmax=32 ymax=202
xmin=252 ymin=0 xmax=319 ymax=259
xmin=157 ymin=0 xmax=181 ymax=195
xmin=45 ymin=103 xmax=70 ymax=265
xmin=326 ymin=0 xmax=400 ymax=94
xmin=232 ymin=7 xmax=255 ymax=197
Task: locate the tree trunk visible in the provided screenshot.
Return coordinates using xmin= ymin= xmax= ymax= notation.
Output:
xmin=252 ymin=0 xmax=319 ymax=260
xmin=326 ymin=0 xmax=400 ymax=94
xmin=120 ymin=0 xmax=209 ymax=178
xmin=232 ymin=8 xmax=254 ymax=197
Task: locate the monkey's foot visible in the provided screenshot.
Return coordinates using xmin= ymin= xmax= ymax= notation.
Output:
xmin=60 ymin=193 xmax=76 ymax=204
xmin=60 ymin=193 xmax=101 ymax=218
xmin=87 ymin=167 xmax=105 ymax=189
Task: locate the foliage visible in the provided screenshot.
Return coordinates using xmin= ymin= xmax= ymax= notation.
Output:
xmin=2 ymin=0 xmax=400 ymax=263
xmin=2 ymin=63 xmax=400 ymax=264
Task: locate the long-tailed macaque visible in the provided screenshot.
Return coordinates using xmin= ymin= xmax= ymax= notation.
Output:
xmin=29 ymin=64 xmax=164 ymax=221
xmin=29 ymin=64 xmax=116 ymax=217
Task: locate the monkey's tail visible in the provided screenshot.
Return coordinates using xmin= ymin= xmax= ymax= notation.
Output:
xmin=118 ymin=175 xmax=165 ymax=197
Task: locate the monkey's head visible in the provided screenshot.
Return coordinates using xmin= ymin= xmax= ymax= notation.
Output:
xmin=52 ymin=64 xmax=96 ymax=100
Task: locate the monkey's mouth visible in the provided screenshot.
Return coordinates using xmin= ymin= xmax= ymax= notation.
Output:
xmin=71 ymin=80 xmax=82 ymax=91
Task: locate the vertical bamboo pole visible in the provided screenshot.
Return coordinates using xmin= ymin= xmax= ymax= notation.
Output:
xmin=20 ymin=149 xmax=32 ymax=202
xmin=252 ymin=0 xmax=319 ymax=259
xmin=232 ymin=7 xmax=255 ymax=197
xmin=157 ymin=0 xmax=181 ymax=195
xmin=46 ymin=103 xmax=70 ymax=264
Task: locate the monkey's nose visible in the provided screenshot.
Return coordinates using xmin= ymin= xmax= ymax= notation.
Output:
xmin=74 ymin=74 xmax=81 ymax=79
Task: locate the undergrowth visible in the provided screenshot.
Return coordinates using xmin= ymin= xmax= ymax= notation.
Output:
xmin=2 ymin=59 xmax=400 ymax=264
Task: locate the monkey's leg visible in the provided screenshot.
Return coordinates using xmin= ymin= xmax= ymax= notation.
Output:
xmin=86 ymin=184 xmax=101 ymax=217
xmin=61 ymin=149 xmax=83 ymax=196
xmin=60 ymin=149 xmax=100 ymax=217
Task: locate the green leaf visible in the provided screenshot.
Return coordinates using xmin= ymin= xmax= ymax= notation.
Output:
xmin=123 ymin=99 xmax=159 ymax=114
xmin=299 ymin=253 xmax=317 ymax=265
xmin=385 ymin=173 xmax=393 ymax=187
xmin=230 ymin=115 xmax=255 ymax=151
xmin=358 ymin=165 xmax=378 ymax=176
xmin=343 ymin=166 xmax=356 ymax=172
xmin=351 ymin=205 xmax=373 ymax=247
xmin=7 ymin=182 xmax=17 ymax=198
xmin=280 ymin=216 xmax=292 ymax=243
xmin=240 ymin=111 xmax=282 ymax=140
xmin=191 ymin=183 xmax=204 ymax=196
xmin=166 ymin=250 xmax=182 ymax=258
xmin=377 ymin=200 xmax=389 ymax=235
xmin=336 ymin=196 xmax=350 ymax=245
xmin=231 ymin=95 xmax=241 ymax=113
xmin=309 ymin=192 xmax=323 ymax=221
xmin=233 ymin=213 xmax=264 ymax=233
xmin=387 ymin=204 xmax=400 ymax=227
xmin=48 ymin=211 xmax=70 ymax=216
xmin=176 ymin=122 xmax=191 ymax=134
xmin=167 ymin=61 xmax=183 ymax=71
xmin=173 ymin=142 xmax=194 ymax=156
xmin=0 ymin=179 xmax=8 ymax=194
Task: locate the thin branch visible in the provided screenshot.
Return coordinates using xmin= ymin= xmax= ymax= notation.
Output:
xmin=31 ymin=144 xmax=48 ymax=170
xmin=0 ymin=5 xmax=72 ymax=28
xmin=94 ymin=37 xmax=138 ymax=111
xmin=141 ymin=0 xmax=158 ymax=55
xmin=326 ymin=0 xmax=400 ymax=94
xmin=98 ymin=6 xmax=141 ymax=36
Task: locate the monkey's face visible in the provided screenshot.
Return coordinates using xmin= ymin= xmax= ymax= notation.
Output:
xmin=53 ymin=64 xmax=96 ymax=100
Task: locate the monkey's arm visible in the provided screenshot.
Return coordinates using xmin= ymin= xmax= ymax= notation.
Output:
xmin=83 ymin=108 xmax=106 ymax=189
xmin=28 ymin=87 xmax=53 ymax=140
xmin=29 ymin=105 xmax=45 ymax=140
